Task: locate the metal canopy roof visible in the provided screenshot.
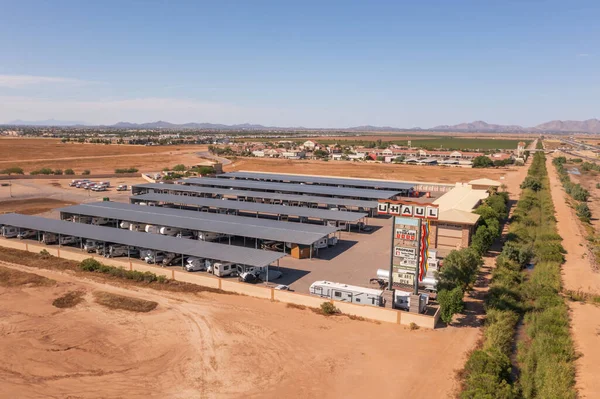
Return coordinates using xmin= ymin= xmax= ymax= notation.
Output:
xmin=59 ymin=202 xmax=337 ymax=245
xmin=132 ymin=183 xmax=378 ymax=209
xmin=180 ymin=178 xmax=399 ymax=200
xmin=132 ymin=193 xmax=368 ymax=223
xmin=0 ymin=213 xmax=283 ymax=267
xmin=219 ymin=171 xmax=415 ymax=191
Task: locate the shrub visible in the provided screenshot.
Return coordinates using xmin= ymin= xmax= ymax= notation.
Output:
xmin=575 ymin=203 xmax=591 ymax=222
xmin=1 ymin=167 xmax=24 ymax=175
xmin=596 ymin=183 xmax=600 ymax=189
xmin=437 ymin=287 xmax=464 ymax=324
xmin=320 ymin=302 xmax=340 ymax=315
xmin=520 ymin=176 xmax=542 ymax=191
xmin=64 ymin=168 xmax=75 ymax=175
xmin=82 ymin=170 xmax=91 ymax=175
xmin=115 ymin=168 xmax=139 ymax=174
xmin=39 ymin=249 xmax=51 ymax=259
xmin=79 ymin=258 xmax=102 ymax=272
xmin=54 ymin=169 xmax=63 ymax=175
xmin=172 ymin=164 xmax=186 ymax=172
xmin=570 ymin=184 xmax=589 ymax=201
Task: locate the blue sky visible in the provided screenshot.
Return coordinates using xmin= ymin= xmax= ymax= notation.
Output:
xmin=0 ymin=0 xmax=598 ymax=127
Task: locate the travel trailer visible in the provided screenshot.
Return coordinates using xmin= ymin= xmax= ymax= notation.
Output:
xmin=309 ymin=281 xmax=385 ymax=307
xmin=1 ymin=226 xmax=18 ymax=238
xmin=144 ymin=224 xmax=160 ymax=234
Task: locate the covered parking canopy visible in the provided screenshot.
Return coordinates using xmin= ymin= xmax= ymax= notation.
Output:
xmin=0 ymin=213 xmax=284 ymax=267
xmin=218 ymin=171 xmax=414 ymax=193
xmin=59 ymin=202 xmax=338 ymax=246
xmin=130 ymin=193 xmax=368 ymax=224
xmin=131 ymin=183 xmax=379 ymax=215
xmin=179 ymin=177 xmax=400 ymax=200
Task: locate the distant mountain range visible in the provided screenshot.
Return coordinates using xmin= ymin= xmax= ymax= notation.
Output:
xmin=4 ymin=118 xmax=600 ymax=134
xmin=8 ymin=119 xmax=85 ymax=126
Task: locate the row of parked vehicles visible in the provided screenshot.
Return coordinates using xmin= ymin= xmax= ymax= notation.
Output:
xmin=69 ymin=179 xmax=128 ymax=192
xmin=0 ymin=225 xmax=283 ymax=284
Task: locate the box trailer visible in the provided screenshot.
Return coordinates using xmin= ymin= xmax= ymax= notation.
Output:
xmin=309 ymin=281 xmax=385 ymax=307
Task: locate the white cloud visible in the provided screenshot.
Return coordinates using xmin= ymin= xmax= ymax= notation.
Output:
xmin=0 ymin=74 xmax=90 ymax=88
xmin=577 ymin=53 xmax=590 ymax=57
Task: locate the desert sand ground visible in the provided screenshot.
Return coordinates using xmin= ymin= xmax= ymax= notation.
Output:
xmin=546 ymin=153 xmax=600 ymax=398
xmin=0 ymin=261 xmax=478 ymax=399
xmin=226 ymin=158 xmax=513 ymax=184
xmin=0 ymin=138 xmax=208 ymax=174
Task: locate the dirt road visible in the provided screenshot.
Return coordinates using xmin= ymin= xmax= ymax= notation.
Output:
xmin=0 ymin=261 xmax=479 ymax=399
xmin=546 ymin=153 xmax=600 ymax=398
xmin=546 ymin=154 xmax=600 ymax=294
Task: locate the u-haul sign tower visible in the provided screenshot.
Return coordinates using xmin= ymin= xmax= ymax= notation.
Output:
xmin=378 ymin=200 xmax=439 ymax=294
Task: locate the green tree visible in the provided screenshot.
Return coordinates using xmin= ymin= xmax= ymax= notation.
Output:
xmin=54 ymin=169 xmax=63 ymax=175
xmin=64 ymin=168 xmax=75 ymax=175
xmin=437 ymin=248 xmax=483 ymax=291
xmin=172 ymin=164 xmax=186 ymax=172
xmin=473 ymin=156 xmax=494 ymax=168
xmin=438 ymin=287 xmax=464 ymax=324
xmin=520 ymin=176 xmax=542 ymax=191
xmin=1 ymin=167 xmax=24 ymax=175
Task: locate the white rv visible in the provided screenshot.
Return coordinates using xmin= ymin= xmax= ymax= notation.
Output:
xmin=128 ymin=223 xmax=145 ymax=232
xmin=198 ymin=231 xmax=225 ymax=242
xmin=309 ymin=281 xmax=385 ymax=307
xmin=145 ymin=224 xmax=160 ymax=234
xmin=1 ymin=226 xmax=18 ymax=238
xmin=208 ymin=262 xmax=237 ymax=277
xmin=120 ymin=221 xmax=131 ymax=229
xmin=159 ymin=226 xmax=181 ymax=236
xmin=185 ymin=257 xmax=206 ymax=272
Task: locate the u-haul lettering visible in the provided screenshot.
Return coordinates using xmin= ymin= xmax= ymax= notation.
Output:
xmin=400 ymin=205 xmax=413 ymax=217
xmin=426 ymin=206 xmax=439 ymax=219
xmin=377 ymin=202 xmax=389 ymax=215
xmin=389 ymin=204 xmax=401 ymax=215
xmin=413 ymin=206 xmax=425 ymax=218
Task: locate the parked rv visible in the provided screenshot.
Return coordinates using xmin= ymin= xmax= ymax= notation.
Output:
xmin=1 ymin=226 xmax=18 ymax=238
xmin=84 ymin=239 xmax=102 ymax=253
xmin=197 ymin=231 xmax=225 ymax=241
xmin=105 ymin=245 xmax=139 ymax=258
xmin=144 ymin=251 xmax=165 ymax=264
xmin=208 ymin=262 xmax=237 ymax=277
xmin=119 ymin=221 xmax=131 ymax=229
xmin=184 ymin=257 xmax=206 ymax=272
xmin=17 ymin=229 xmax=37 ymax=240
xmin=145 ymin=224 xmax=160 ymax=234
xmin=129 ymin=223 xmax=145 ymax=232
xmin=309 ymin=281 xmax=385 ymax=307
xmin=159 ymin=226 xmax=182 ymax=236
xmin=161 ymin=253 xmax=185 ymax=266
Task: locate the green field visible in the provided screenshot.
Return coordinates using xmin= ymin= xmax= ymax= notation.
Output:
xmin=395 ymin=138 xmax=530 ymax=150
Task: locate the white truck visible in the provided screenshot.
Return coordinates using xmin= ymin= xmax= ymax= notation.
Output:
xmin=309 ymin=281 xmax=385 ymax=307
xmin=1 ymin=226 xmax=18 ymax=238
xmin=393 ymin=291 xmax=428 ymax=313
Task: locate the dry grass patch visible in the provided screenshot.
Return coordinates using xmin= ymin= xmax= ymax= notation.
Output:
xmin=286 ymin=303 xmax=307 ymax=310
xmin=53 ymin=290 xmax=85 ymax=308
xmin=0 ymin=265 xmax=55 ymax=287
xmin=93 ymin=291 xmax=158 ymax=313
